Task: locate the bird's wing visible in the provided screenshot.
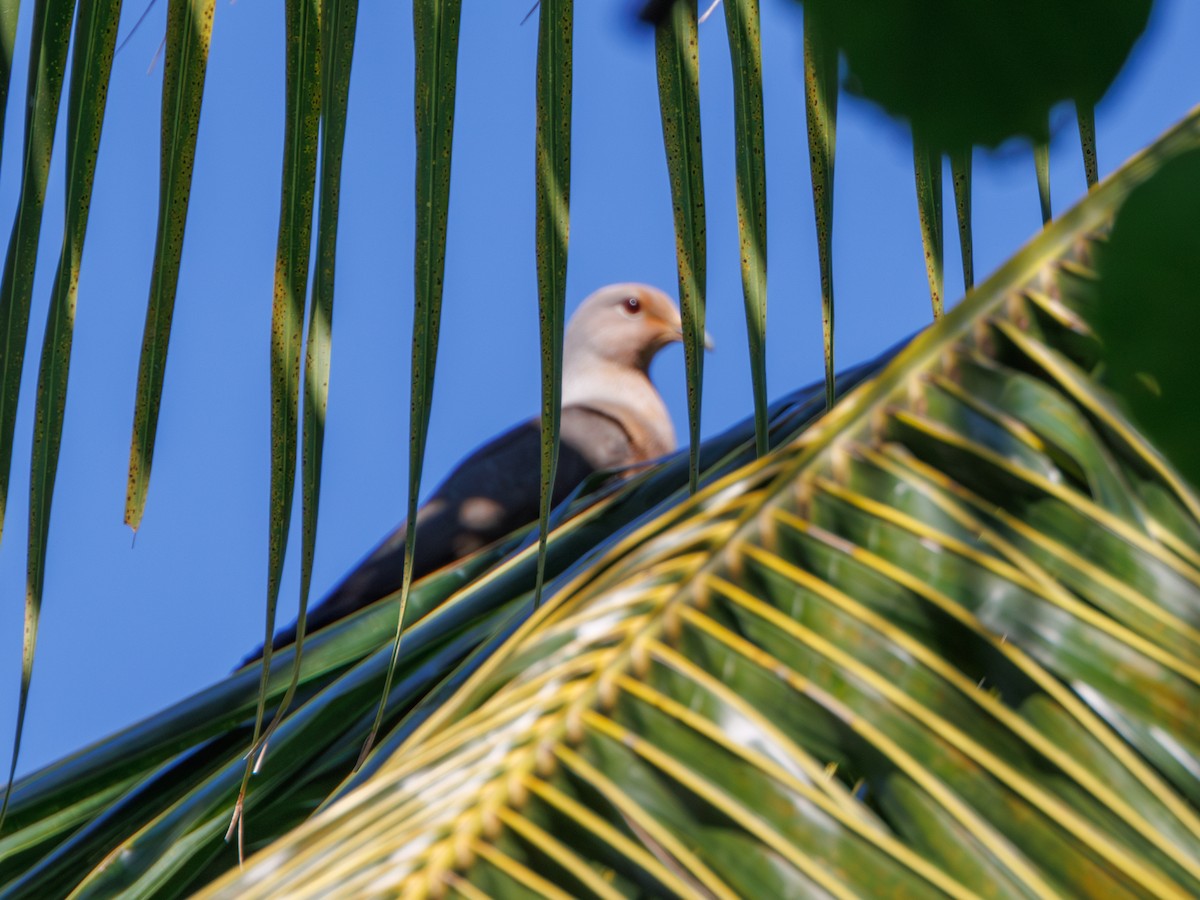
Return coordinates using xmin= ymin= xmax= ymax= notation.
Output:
xmin=251 ymin=407 xmax=635 ymax=659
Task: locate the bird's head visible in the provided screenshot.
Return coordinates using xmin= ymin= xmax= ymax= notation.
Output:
xmin=564 ymin=283 xmax=714 ymax=372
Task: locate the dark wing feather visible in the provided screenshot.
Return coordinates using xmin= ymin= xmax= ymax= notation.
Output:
xmin=249 ymin=406 xmax=635 ymax=660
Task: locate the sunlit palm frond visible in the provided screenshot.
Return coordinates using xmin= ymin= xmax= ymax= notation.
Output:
xmin=198 ymin=107 xmax=1200 ymax=900
xmin=0 ymin=318 xmax=877 ymax=897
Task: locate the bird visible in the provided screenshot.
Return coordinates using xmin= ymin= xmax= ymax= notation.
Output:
xmin=251 ymin=283 xmax=710 ymax=660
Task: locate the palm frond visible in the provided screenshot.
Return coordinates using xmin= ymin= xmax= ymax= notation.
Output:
xmin=198 ymin=108 xmax=1200 ymax=899
xmin=0 ymin=334 xmax=883 ymax=896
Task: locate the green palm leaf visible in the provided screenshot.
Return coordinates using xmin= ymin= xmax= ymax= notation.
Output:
xmin=655 ymin=0 xmax=706 ymax=494
xmin=193 ymin=108 xmax=1200 ymax=899
xmin=0 ymin=322 xmax=886 ymax=897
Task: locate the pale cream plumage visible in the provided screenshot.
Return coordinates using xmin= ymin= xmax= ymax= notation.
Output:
xmin=562 ymin=282 xmax=683 ymax=462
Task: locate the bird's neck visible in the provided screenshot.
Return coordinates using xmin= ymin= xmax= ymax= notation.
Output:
xmin=561 ymin=357 xmax=676 ymax=460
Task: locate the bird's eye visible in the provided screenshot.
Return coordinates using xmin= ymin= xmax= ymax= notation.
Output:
xmin=622 ymin=296 xmax=642 ymax=314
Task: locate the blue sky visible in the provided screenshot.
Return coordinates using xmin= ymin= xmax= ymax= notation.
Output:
xmin=0 ymin=1 xmax=1196 ymax=778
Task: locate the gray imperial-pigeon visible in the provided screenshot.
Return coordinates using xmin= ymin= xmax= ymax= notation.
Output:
xmin=253 ymin=283 xmax=710 ymax=659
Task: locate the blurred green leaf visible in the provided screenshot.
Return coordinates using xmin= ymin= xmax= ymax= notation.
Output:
xmin=1094 ymin=147 xmax=1200 ymax=492
xmin=949 ymin=148 xmax=972 ymax=291
xmin=0 ymin=0 xmax=19 ymax=168
xmin=912 ymin=135 xmax=943 ymax=318
xmin=1034 ymin=139 xmax=1052 ymax=225
xmin=1078 ymin=102 xmax=1100 ymax=188
xmin=806 ymin=0 xmax=1152 ymax=151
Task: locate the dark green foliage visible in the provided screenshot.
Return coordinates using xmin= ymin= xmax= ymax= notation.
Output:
xmin=807 ymin=0 xmax=1152 ymax=150
xmin=1095 ymin=147 xmax=1200 ymax=491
